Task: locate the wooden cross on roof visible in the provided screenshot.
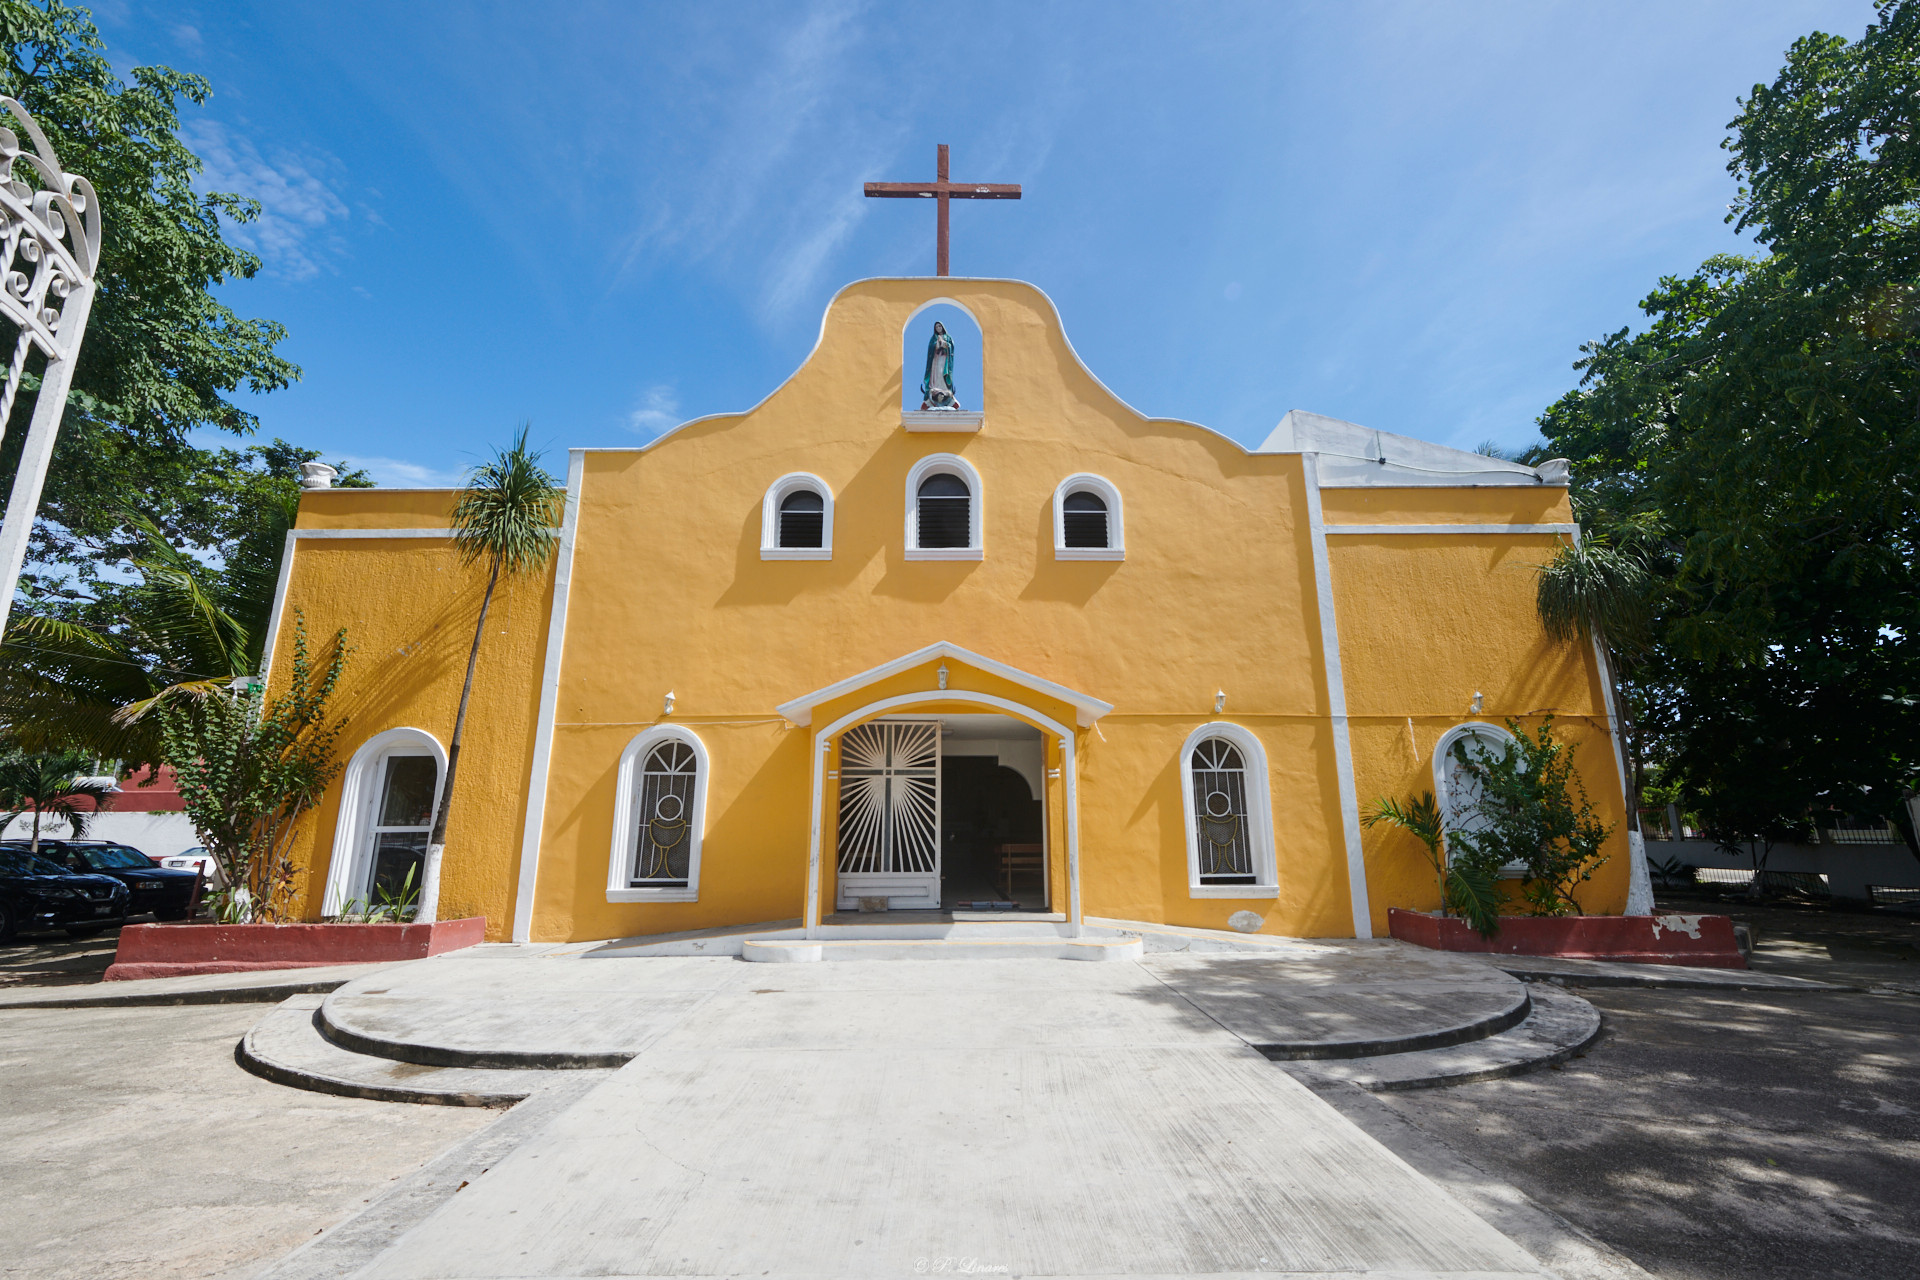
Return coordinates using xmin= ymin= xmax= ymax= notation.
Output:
xmin=864 ymin=144 xmax=1020 ymax=277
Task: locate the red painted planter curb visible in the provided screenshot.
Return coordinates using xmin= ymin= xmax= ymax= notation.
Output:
xmin=103 ymin=917 xmax=486 ymax=981
xmin=1388 ymin=907 xmax=1747 ymax=969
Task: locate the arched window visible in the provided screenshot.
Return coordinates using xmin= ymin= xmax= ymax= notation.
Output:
xmin=1179 ymin=722 xmax=1277 ymax=897
xmin=1432 ymin=722 xmax=1523 ymax=875
xmin=904 ymin=454 xmax=983 ymax=560
xmin=608 ymin=726 xmax=709 ymax=902
xmin=760 ymin=473 xmax=833 ymax=560
xmin=1052 ymin=473 xmax=1124 ymax=560
xmin=322 ymin=728 xmax=447 ymax=917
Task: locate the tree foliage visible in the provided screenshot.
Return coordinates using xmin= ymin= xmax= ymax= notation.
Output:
xmin=0 ymin=748 xmax=109 ymax=851
xmin=1444 ymin=719 xmax=1614 ymax=917
xmin=156 ymin=615 xmax=348 ymax=923
xmin=1537 ymin=1 xmax=1920 ymax=848
xmin=1361 ymin=790 xmax=1501 ymax=936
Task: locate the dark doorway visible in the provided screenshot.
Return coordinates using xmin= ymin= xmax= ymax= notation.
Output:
xmin=940 ymin=756 xmax=1044 ymax=910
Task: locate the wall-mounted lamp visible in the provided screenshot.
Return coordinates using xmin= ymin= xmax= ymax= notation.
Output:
xmin=936 ymin=662 xmax=949 ymax=691
xmin=1215 ymin=690 xmax=1226 ymax=713
xmin=663 ymin=690 xmax=676 ymax=716
xmin=1470 ymin=690 xmax=1484 ymax=715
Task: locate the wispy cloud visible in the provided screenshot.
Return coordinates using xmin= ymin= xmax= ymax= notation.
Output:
xmin=339 ymin=455 xmax=466 ymax=488
xmin=627 ymin=385 xmax=681 ymax=436
xmin=170 ymin=23 xmax=204 ymax=54
xmin=184 ymin=119 xmax=350 ymax=281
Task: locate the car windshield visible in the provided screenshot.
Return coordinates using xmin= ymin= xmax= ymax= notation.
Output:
xmin=0 ymin=849 xmax=72 ymax=876
xmin=73 ymin=845 xmax=152 ymax=870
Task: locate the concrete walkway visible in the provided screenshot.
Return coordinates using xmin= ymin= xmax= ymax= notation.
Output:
xmin=297 ymin=955 xmax=1553 ymax=1279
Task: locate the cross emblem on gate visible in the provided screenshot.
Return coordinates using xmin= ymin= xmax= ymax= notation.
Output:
xmin=864 ymin=144 xmax=1021 ymax=277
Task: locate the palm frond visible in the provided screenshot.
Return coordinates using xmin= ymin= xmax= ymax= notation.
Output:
xmin=451 ymin=426 xmax=565 ymax=578
xmin=1536 ymin=537 xmax=1653 ymax=654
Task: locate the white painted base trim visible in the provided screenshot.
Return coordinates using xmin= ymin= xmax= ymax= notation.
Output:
xmin=902 ymin=410 xmax=984 ymax=431
xmin=606 ymin=888 xmax=699 ymax=903
xmin=1187 ymin=885 xmax=1280 ymax=899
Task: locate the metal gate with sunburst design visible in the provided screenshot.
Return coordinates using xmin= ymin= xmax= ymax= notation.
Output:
xmin=835 ymin=719 xmax=941 ymax=910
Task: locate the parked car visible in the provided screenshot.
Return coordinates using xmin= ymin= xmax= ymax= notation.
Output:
xmin=158 ymin=846 xmax=224 ymax=890
xmin=0 ymin=847 xmax=129 ymax=941
xmin=6 ymin=840 xmax=199 ymax=921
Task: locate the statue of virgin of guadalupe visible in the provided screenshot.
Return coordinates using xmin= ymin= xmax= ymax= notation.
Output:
xmin=919 ymin=321 xmax=961 ymax=410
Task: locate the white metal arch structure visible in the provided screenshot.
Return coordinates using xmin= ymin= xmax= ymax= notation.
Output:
xmin=607 ymin=725 xmax=710 ymax=903
xmin=322 ymin=728 xmax=447 ymax=917
xmin=0 ymin=96 xmax=102 ymax=644
xmin=805 ymin=691 xmax=1080 ymax=937
xmin=760 ymin=472 xmax=834 ymax=560
xmin=1052 ymin=472 xmax=1124 ymax=560
xmin=1432 ymin=721 xmax=1521 ymax=874
xmin=904 ymin=453 xmax=983 ymax=559
xmin=1178 ymin=722 xmax=1278 ymax=898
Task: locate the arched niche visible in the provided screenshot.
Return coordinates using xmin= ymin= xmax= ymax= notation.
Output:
xmin=901 ymin=300 xmax=984 ymax=419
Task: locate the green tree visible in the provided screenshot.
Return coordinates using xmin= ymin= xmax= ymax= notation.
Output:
xmin=157 ymin=615 xmax=349 ymax=923
xmin=1445 ymin=719 xmax=1614 ymax=917
xmin=0 ymin=3 xmax=309 ymax=599
xmin=1537 ymin=2 xmax=1920 ymax=851
xmin=419 ymin=429 xmax=564 ymax=923
xmin=0 ymin=748 xmax=110 ymax=852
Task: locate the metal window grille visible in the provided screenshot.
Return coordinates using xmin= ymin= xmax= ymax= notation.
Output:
xmin=1062 ymin=491 xmax=1108 ymax=548
xmin=1190 ymin=738 xmax=1253 ymax=883
xmin=631 ymin=741 xmax=696 ymax=886
xmin=837 ymin=721 xmax=939 ymax=875
xmin=917 ymin=473 xmax=971 ymax=548
xmin=778 ymin=489 xmax=824 ymax=548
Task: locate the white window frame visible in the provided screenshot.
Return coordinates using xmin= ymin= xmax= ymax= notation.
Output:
xmin=904 ymin=453 xmax=983 ymax=561
xmin=607 ymin=725 xmax=710 ymax=903
xmin=321 ymin=727 xmax=447 ymax=917
xmin=1179 ymin=721 xmax=1278 ymax=898
xmin=1052 ymin=472 xmax=1125 ymax=561
xmin=1432 ymin=721 xmax=1525 ymax=877
xmin=760 ymin=472 xmax=834 ymax=561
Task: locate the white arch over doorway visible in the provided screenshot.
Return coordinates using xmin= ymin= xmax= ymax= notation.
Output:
xmin=805 ymin=690 xmax=1081 ymax=939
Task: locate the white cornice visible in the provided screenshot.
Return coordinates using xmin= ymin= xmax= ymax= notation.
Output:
xmin=776 ymin=640 xmax=1114 ymax=729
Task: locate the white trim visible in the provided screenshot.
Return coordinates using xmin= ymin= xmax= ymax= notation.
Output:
xmin=803 ymin=690 xmax=1081 ymax=939
xmin=510 ymin=450 xmax=585 ymax=942
xmin=258 ymin=531 xmax=299 ymax=690
xmin=606 ymin=725 xmax=710 ymax=903
xmin=760 ymin=472 xmax=834 ymax=560
xmin=1323 ymin=523 xmax=1578 ymax=536
xmin=902 ymin=410 xmax=983 ymax=432
xmin=904 ymin=452 xmax=984 ymax=560
xmin=286 ymin=527 xmax=455 ymax=539
xmin=776 ymin=640 xmax=1114 ymax=728
xmin=321 ymin=728 xmax=447 ymax=916
xmin=1304 ymin=454 xmax=1373 ymax=939
xmin=1052 ymin=473 xmax=1125 ymax=560
xmin=1178 ymin=722 xmax=1279 ymax=898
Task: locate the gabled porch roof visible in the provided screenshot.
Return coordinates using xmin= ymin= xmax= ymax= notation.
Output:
xmin=775 ymin=641 xmax=1114 ymax=729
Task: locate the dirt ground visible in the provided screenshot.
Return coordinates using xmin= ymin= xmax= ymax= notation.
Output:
xmin=1377 ymin=889 xmax=1920 ymax=1280
xmin=0 ymin=1001 xmax=493 ymax=1280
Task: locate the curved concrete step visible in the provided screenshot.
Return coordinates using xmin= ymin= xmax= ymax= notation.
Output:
xmin=316 ymin=990 xmax=633 ymax=1070
xmin=239 ymin=996 xmax=607 ymax=1106
xmin=1279 ymin=984 xmax=1601 ymax=1092
xmin=1254 ymin=989 xmax=1531 ymax=1061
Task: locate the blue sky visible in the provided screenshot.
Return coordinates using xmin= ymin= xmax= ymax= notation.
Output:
xmin=95 ymin=1 xmax=1870 ymax=484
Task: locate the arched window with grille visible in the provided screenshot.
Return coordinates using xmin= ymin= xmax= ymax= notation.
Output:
xmin=1179 ymin=722 xmax=1277 ymax=897
xmin=607 ymin=726 xmax=710 ymax=902
xmin=1053 ymin=473 xmax=1124 ymax=560
xmin=760 ymin=473 xmax=834 ymax=560
xmin=904 ymin=454 xmax=983 ymax=559
xmin=1432 ymin=722 xmax=1522 ymax=876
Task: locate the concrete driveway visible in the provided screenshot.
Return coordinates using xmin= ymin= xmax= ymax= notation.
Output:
xmin=329 ymin=958 xmax=1548 ymax=1280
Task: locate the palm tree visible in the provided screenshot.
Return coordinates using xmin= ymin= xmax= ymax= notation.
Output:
xmin=1536 ymin=532 xmax=1657 ymax=913
xmin=0 ymin=751 xmax=116 ymax=853
xmin=0 ymin=506 xmax=286 ymax=763
xmin=418 ymin=428 xmax=565 ymax=922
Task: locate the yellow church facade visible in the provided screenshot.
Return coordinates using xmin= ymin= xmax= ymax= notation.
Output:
xmin=263 ymin=277 xmax=1630 ymax=944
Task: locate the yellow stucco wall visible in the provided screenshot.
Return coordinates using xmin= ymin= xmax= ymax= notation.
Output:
xmin=267 ymin=528 xmax=554 ymax=938
xmin=263 ymin=277 xmax=1625 ymax=943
